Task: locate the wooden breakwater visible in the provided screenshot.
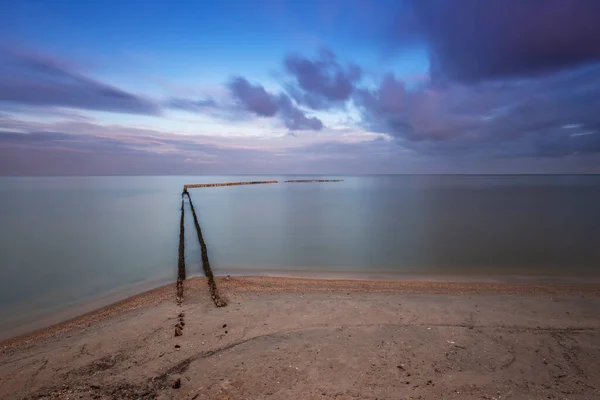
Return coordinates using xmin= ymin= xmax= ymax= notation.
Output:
xmin=285 ymin=179 xmax=344 ymax=183
xmin=178 ymin=178 xmax=341 ymax=307
xmin=178 ymin=195 xmax=186 ymax=281
xmin=184 ymin=190 xmax=227 ymax=307
xmin=184 ymin=180 xmax=278 ymax=189
xmin=176 ymin=195 xmax=186 ymax=305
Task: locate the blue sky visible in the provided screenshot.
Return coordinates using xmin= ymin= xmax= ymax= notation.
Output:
xmin=1 ymin=0 xmax=600 ymax=174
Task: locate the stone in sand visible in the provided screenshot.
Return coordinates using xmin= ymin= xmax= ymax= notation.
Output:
xmin=172 ymin=378 xmax=181 ymax=389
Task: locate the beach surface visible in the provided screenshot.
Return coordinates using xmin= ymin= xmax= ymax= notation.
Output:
xmin=1 ymin=276 xmax=600 ymax=399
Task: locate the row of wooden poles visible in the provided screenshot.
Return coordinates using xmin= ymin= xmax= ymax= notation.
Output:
xmin=284 ymin=179 xmax=344 ymax=183
xmin=177 ymin=189 xmax=226 ymax=307
xmin=176 ymin=179 xmax=344 ymax=307
xmin=176 ymin=197 xmax=185 ymax=305
xmin=184 ymin=180 xmax=278 ymax=189
xmin=184 ymin=179 xmax=344 ymax=189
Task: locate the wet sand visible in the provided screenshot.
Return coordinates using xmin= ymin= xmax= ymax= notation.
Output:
xmin=1 ymin=277 xmax=599 ymax=399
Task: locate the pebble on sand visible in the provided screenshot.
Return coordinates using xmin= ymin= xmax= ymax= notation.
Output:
xmin=172 ymin=378 xmax=181 ymax=389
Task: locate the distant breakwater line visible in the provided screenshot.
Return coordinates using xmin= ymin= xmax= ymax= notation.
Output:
xmin=285 ymin=179 xmax=344 ymax=183
xmin=184 ymin=180 xmax=278 ymax=189
xmin=184 ymin=190 xmax=227 ymax=307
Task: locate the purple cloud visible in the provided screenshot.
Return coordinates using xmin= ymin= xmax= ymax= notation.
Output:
xmin=2 ymin=115 xmax=600 ymax=175
xmin=402 ymin=0 xmax=600 ymax=82
xmin=0 ymin=127 xmax=276 ymax=175
xmin=284 ymin=48 xmax=361 ymax=109
xmin=0 ymin=48 xmax=160 ymax=115
xmin=227 ymin=76 xmax=324 ymax=131
xmin=277 ymin=94 xmax=324 ymax=131
xmin=356 ymin=64 xmax=600 ymax=157
xmin=355 ymin=74 xmax=407 ymax=134
xmin=228 ymin=77 xmax=279 ymax=116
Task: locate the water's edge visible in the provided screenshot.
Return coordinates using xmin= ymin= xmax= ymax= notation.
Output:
xmin=2 ymin=270 xmax=599 ymax=341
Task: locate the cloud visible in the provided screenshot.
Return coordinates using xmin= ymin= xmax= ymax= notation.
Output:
xmin=5 ymin=17 xmax=600 ymax=169
xmin=227 ymin=76 xmax=324 ymax=131
xmin=0 ymin=47 xmax=160 ymax=115
xmin=355 ymin=74 xmax=407 ymax=134
xmin=0 ymin=123 xmax=366 ymax=175
xmin=0 ymin=126 xmax=395 ymax=175
xmin=284 ymin=48 xmax=361 ymax=109
xmin=277 ymin=94 xmax=324 ymax=131
xmin=356 ymin=64 xmax=600 ymax=157
xmin=228 ymin=77 xmax=279 ymax=116
xmin=167 ymin=97 xmax=217 ymax=112
xmin=3 ymin=114 xmax=600 ymax=175
xmin=0 ymin=126 xmax=275 ymax=175
xmin=401 ymin=0 xmax=600 ymax=82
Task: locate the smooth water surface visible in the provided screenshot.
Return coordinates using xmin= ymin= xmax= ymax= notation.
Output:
xmin=1 ymin=175 xmax=600 ymax=335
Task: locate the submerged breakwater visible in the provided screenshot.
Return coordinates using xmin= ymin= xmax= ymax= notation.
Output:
xmin=184 ymin=180 xmax=277 ymax=189
xmin=285 ymin=179 xmax=343 ymax=183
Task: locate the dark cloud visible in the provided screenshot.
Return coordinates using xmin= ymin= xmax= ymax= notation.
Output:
xmin=283 ymin=85 xmax=333 ymax=111
xmin=0 ymin=48 xmax=160 ymax=115
xmin=355 ymin=74 xmax=407 ymax=135
xmin=228 ymin=77 xmax=279 ymax=116
xmin=284 ymin=48 xmax=361 ymax=109
xmin=401 ymin=0 xmax=600 ymax=82
xmin=277 ymin=94 xmax=324 ymax=131
xmin=356 ymin=65 xmax=600 ymax=157
xmin=227 ymin=76 xmax=324 ymax=131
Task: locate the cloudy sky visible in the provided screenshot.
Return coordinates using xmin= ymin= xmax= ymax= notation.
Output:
xmin=1 ymin=0 xmax=600 ymax=175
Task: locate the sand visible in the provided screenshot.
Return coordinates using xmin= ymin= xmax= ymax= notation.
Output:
xmin=1 ymin=276 xmax=599 ymax=399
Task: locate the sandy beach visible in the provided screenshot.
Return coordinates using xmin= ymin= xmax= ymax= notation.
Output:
xmin=1 ymin=276 xmax=600 ymax=399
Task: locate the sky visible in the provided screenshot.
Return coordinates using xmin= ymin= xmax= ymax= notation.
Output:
xmin=1 ymin=0 xmax=600 ymax=175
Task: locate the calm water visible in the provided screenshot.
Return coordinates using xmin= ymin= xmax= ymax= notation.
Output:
xmin=1 ymin=175 xmax=600 ymax=335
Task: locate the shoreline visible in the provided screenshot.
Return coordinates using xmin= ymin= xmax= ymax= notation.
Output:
xmin=2 ymin=275 xmax=600 ymax=348
xmin=4 ymin=270 xmax=599 ymax=337
xmin=220 ymin=269 xmax=600 ymax=284
xmin=0 ymin=275 xmax=177 ymax=342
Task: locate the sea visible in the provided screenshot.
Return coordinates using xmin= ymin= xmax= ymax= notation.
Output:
xmin=1 ymin=175 xmax=599 ymax=337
